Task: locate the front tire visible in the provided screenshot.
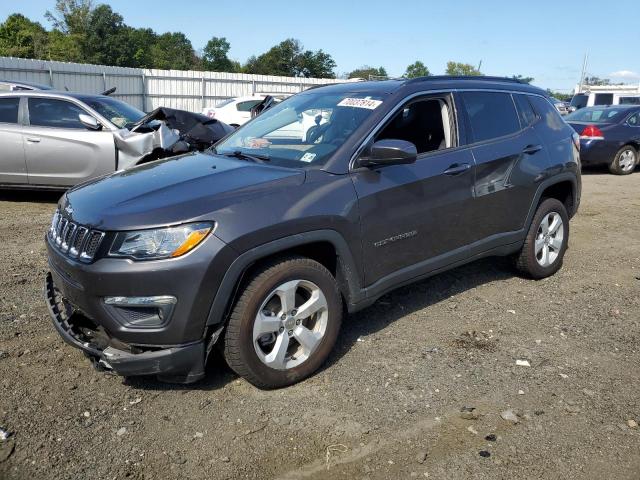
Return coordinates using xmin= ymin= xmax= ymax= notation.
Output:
xmin=515 ymin=198 xmax=569 ymax=279
xmin=223 ymin=256 xmax=342 ymax=389
xmin=609 ymin=146 xmax=637 ymax=175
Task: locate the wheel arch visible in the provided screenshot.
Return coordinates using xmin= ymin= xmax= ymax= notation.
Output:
xmin=525 ymin=173 xmax=579 ymax=231
xmin=205 ymin=230 xmax=364 ymax=327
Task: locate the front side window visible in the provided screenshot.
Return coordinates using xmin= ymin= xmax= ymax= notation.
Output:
xmin=28 ymin=98 xmax=87 ymax=129
xmin=0 ymin=97 xmax=20 ymax=123
xmin=214 ymin=91 xmax=386 ymax=168
xmin=375 ymin=97 xmax=453 ymax=154
xmin=462 ymin=91 xmax=520 ymax=143
xmin=236 ymin=100 xmax=262 ymax=112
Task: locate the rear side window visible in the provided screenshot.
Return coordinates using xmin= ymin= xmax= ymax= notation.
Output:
xmin=529 ymin=96 xmax=566 ymax=132
xmin=570 ymin=94 xmax=588 ymax=109
xmin=0 ymin=97 xmax=20 ymax=123
xmin=236 ymin=100 xmax=261 ymax=112
xmin=594 ymin=93 xmax=613 ymax=106
xmin=462 ymin=91 xmax=520 ymax=143
xmin=28 ymin=98 xmax=86 ymax=129
xmin=513 ymin=94 xmax=538 ymax=128
xmin=627 ymin=113 xmax=639 ymax=126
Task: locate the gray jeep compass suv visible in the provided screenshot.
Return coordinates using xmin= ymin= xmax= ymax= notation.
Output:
xmin=45 ymin=76 xmax=581 ymax=388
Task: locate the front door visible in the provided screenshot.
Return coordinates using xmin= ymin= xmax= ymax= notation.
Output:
xmin=351 ymin=94 xmax=476 ymax=287
xmin=24 ymin=97 xmax=115 ymax=187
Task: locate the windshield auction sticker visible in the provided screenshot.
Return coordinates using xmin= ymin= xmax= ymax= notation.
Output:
xmin=337 ymin=98 xmax=383 ymax=109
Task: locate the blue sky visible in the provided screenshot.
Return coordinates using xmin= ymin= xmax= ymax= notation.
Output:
xmin=2 ymin=0 xmax=639 ymax=92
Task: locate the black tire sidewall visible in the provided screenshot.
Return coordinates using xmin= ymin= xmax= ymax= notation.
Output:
xmin=232 ymin=260 xmax=342 ymax=388
xmin=524 ymin=199 xmax=569 ymax=279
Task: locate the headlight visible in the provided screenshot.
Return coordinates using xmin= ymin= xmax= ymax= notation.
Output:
xmin=109 ymin=222 xmax=213 ymax=260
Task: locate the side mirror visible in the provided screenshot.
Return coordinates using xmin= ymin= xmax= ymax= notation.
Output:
xmin=79 ymin=113 xmax=101 ymax=131
xmin=357 ymin=139 xmax=417 ymax=168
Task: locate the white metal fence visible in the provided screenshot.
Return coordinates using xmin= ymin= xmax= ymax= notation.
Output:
xmin=0 ymin=57 xmax=349 ymax=112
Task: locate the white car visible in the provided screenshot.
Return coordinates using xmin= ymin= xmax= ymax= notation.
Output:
xmin=201 ymin=96 xmax=266 ymax=127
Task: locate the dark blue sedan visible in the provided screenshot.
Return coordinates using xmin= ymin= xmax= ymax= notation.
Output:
xmin=566 ymin=105 xmax=640 ymax=175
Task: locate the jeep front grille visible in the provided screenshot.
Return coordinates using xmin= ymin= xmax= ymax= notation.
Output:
xmin=49 ymin=210 xmax=105 ymax=262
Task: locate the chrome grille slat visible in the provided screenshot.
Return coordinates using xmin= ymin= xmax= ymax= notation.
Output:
xmin=48 ymin=209 xmax=104 ymax=262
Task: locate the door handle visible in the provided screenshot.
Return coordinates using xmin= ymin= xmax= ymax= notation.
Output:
xmin=26 ymin=137 xmax=41 ymax=143
xmin=443 ymin=163 xmax=471 ymax=175
xmin=522 ymin=144 xmax=542 ymax=154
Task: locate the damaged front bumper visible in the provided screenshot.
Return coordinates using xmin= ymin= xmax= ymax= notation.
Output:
xmin=44 ymin=273 xmax=206 ymax=383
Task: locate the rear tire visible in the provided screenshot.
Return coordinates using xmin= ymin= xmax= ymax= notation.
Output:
xmin=223 ymin=256 xmax=342 ymax=389
xmin=608 ymin=145 xmax=637 ymax=175
xmin=514 ymin=198 xmax=569 ymax=279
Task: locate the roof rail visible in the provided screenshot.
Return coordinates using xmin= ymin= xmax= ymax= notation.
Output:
xmin=406 ymin=75 xmax=526 ymax=84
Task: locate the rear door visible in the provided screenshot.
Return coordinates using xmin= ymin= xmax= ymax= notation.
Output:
xmin=0 ymin=96 xmax=27 ymax=185
xmin=461 ymin=91 xmax=550 ymax=241
xmin=23 ymin=97 xmax=115 ymax=187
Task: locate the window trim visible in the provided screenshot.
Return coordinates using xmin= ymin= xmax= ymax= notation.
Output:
xmin=25 ymin=96 xmax=96 ymax=131
xmin=513 ymin=93 xmax=543 ymax=130
xmin=349 ymin=89 xmax=550 ymax=172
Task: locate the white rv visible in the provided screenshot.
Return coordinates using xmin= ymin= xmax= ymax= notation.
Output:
xmin=570 ymin=84 xmax=640 ymax=111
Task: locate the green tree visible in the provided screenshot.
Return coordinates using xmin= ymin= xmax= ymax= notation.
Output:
xmin=46 ymin=28 xmax=82 ymax=61
xmin=511 ymin=74 xmax=534 ymax=84
xmin=202 ymin=36 xmax=239 ymax=72
xmin=445 ymin=61 xmax=482 ymax=76
xmin=347 ymin=66 xmax=388 ymax=79
xmin=404 ymin=61 xmax=430 ymax=78
xmin=45 ymin=0 xmax=92 ymax=35
xmin=150 ymin=32 xmax=198 ymax=70
xmin=82 ymin=4 xmax=130 ymax=65
xmin=244 ymin=39 xmax=336 ymax=78
xmin=123 ymin=27 xmax=157 ymax=68
xmin=547 ymin=89 xmax=572 ymax=101
xmin=584 ymin=76 xmax=610 ymax=86
xmin=0 ymin=14 xmax=49 ymax=59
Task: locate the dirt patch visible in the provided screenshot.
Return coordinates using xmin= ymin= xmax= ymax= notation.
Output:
xmin=1 ymin=174 xmax=640 ymax=480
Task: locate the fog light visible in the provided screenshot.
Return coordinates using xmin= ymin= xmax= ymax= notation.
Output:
xmin=104 ymin=296 xmax=176 ymax=328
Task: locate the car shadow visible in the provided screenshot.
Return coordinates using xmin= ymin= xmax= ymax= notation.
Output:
xmin=0 ymin=189 xmax=62 ymax=204
xmin=126 ymin=257 xmax=516 ymax=392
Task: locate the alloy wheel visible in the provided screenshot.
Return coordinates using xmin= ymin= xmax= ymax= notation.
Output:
xmin=618 ymin=149 xmax=637 ymax=172
xmin=253 ymin=279 xmax=328 ymax=370
xmin=535 ymin=211 xmax=564 ymax=267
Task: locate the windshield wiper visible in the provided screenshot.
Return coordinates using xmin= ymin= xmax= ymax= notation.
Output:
xmin=219 ymin=150 xmax=270 ymax=163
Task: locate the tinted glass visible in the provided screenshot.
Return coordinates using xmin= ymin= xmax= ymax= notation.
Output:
xmin=565 ymin=107 xmax=625 ymax=124
xmin=570 ymin=94 xmax=588 ymax=109
xmin=0 ymin=97 xmax=20 ymax=123
xmin=513 ymin=94 xmax=538 ymax=127
xmin=236 ymin=100 xmax=262 ymax=112
xmin=594 ymin=93 xmax=613 ymax=105
xmin=28 ymin=98 xmax=86 ymax=129
xmin=529 ymin=96 xmax=566 ymax=131
xmin=620 ymin=96 xmax=640 ymax=105
xmin=462 ymin=91 xmax=520 ymax=142
xmin=628 ymin=113 xmax=639 ymax=126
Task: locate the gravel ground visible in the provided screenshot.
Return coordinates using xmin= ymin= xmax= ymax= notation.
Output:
xmin=1 ymin=170 xmax=639 ymax=480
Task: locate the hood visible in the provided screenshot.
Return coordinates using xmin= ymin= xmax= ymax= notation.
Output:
xmin=62 ymin=152 xmax=305 ymax=231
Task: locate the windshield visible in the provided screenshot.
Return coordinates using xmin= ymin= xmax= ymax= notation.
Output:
xmin=566 ymin=107 xmax=624 ymax=123
xmin=215 ymin=98 xmax=235 ymax=108
xmin=570 ymin=94 xmax=588 ymax=109
xmin=214 ymin=91 xmax=386 ymax=168
xmin=82 ymin=97 xmax=145 ymax=129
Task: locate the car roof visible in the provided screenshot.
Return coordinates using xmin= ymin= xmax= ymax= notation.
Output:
xmin=0 ymin=79 xmax=54 ymax=90
xmin=0 ymin=90 xmax=113 ymax=102
xmin=305 ymin=76 xmax=547 ymax=97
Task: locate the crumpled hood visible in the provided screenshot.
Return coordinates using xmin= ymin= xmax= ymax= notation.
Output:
xmin=62 ymin=152 xmax=305 ymax=231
